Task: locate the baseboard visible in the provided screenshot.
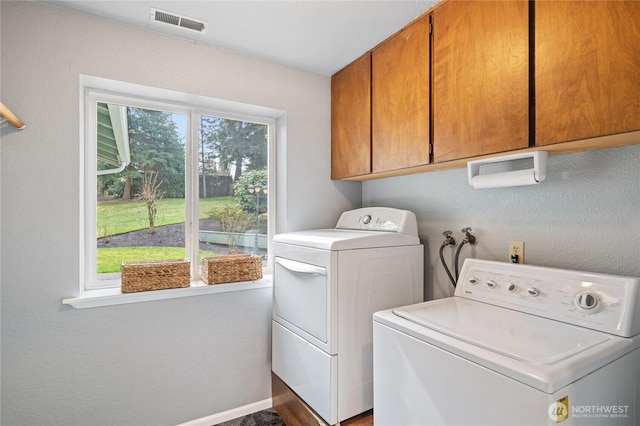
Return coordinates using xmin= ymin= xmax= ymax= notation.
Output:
xmin=178 ymin=398 xmax=272 ymax=426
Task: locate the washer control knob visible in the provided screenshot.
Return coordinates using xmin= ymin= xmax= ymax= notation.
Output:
xmin=575 ymin=291 xmax=601 ymax=312
xmin=469 ymin=277 xmax=479 ymax=285
xmin=362 ymin=214 xmax=372 ymax=224
xmin=486 ymin=279 xmax=497 ymax=289
xmin=508 ymin=283 xmax=517 ymax=293
xmin=527 ymin=287 xmax=540 ymax=297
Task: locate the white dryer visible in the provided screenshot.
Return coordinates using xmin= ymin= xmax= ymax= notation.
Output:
xmin=374 ymin=259 xmax=640 ymax=425
xmin=272 ymin=207 xmax=424 ymax=425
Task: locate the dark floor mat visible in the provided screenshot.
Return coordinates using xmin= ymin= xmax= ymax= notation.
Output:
xmin=215 ymin=408 xmax=284 ymax=426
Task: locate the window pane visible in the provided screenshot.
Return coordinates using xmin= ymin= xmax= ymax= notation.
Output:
xmin=96 ymin=103 xmax=187 ymax=281
xmin=198 ymin=115 xmax=268 ymax=264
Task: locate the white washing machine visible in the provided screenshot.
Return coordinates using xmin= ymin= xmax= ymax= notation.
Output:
xmin=272 ymin=207 xmax=424 ymax=425
xmin=374 ymin=259 xmax=640 ymax=426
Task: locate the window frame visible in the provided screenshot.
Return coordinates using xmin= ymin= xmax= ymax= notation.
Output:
xmin=80 ymin=77 xmax=276 ymax=296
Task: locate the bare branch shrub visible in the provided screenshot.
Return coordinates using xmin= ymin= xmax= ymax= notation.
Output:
xmin=209 ymin=205 xmax=251 ymax=253
xmin=140 ymin=170 xmax=163 ymax=234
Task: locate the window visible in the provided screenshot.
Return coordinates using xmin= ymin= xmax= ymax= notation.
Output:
xmin=82 ymin=79 xmax=275 ymax=292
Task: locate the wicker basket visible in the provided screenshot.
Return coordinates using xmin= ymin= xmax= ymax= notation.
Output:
xmin=201 ymin=254 xmax=263 ymax=285
xmin=121 ymin=259 xmax=190 ymax=293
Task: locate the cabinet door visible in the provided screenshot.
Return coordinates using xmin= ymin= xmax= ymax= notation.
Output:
xmin=535 ymin=1 xmax=640 ymax=146
xmin=433 ymin=1 xmax=529 ymax=162
xmin=372 ymin=16 xmax=430 ymax=173
xmin=331 ymin=53 xmax=371 ymax=179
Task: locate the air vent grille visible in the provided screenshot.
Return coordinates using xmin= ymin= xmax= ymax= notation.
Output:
xmin=150 ymin=8 xmax=207 ymax=33
xmin=178 ymin=17 xmax=206 ymax=32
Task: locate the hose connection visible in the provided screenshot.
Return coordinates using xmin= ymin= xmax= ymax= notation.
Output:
xmin=461 ymin=227 xmax=476 ymax=245
xmin=442 ymin=230 xmax=456 ymax=247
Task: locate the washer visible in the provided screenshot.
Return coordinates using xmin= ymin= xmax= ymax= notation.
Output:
xmin=374 ymin=259 xmax=640 ymax=425
xmin=272 ymin=207 xmax=423 ymax=425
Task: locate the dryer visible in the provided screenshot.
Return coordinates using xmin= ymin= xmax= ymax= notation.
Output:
xmin=272 ymin=207 xmax=423 ymax=425
xmin=374 ymin=259 xmax=640 ymax=425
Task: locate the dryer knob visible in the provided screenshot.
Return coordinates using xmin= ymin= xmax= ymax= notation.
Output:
xmin=486 ymin=279 xmax=497 ymax=289
xmin=508 ymin=283 xmax=517 ymax=293
xmin=469 ymin=277 xmax=479 ymax=285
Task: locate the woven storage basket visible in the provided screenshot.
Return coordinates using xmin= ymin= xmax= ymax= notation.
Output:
xmin=201 ymin=254 xmax=262 ymax=285
xmin=121 ymin=259 xmax=190 ymax=293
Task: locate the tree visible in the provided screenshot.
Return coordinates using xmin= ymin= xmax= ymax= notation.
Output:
xmin=120 ymin=166 xmax=141 ymax=201
xmin=199 ymin=116 xmax=220 ymax=198
xmin=126 ymin=107 xmax=185 ymax=198
xmin=199 ymin=116 xmax=267 ymax=181
xmin=96 ymin=106 xmax=185 ymax=199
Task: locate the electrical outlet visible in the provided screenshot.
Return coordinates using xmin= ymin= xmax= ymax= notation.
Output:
xmin=509 ymin=241 xmax=524 ymax=264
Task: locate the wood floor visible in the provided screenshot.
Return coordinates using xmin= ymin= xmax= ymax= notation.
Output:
xmin=272 ymin=372 xmax=373 ymax=426
xmin=341 ymin=411 xmax=374 ymax=426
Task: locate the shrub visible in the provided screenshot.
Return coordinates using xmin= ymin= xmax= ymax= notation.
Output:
xmin=209 ymin=205 xmax=252 ymax=252
xmin=140 ymin=170 xmax=163 ymax=234
xmin=235 ymin=170 xmax=268 ymax=214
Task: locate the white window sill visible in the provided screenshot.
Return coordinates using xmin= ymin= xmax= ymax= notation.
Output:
xmin=63 ymin=275 xmax=272 ymax=309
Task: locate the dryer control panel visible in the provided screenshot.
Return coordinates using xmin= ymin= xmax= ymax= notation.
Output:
xmin=455 ymin=259 xmax=640 ymax=337
xmin=335 ymin=207 xmax=418 ymax=236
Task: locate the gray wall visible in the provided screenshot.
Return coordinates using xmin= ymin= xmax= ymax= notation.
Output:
xmin=0 ymin=2 xmax=359 ymax=425
xmin=364 ymin=144 xmax=640 ymax=300
xmin=4 ymin=2 xmax=638 ymax=425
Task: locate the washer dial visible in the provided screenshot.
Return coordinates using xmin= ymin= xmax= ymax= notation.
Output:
xmin=575 ymin=291 xmax=601 ymax=312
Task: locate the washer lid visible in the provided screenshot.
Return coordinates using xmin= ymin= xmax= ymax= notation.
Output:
xmin=383 ymin=297 xmax=637 ymax=393
xmin=273 ymin=229 xmax=419 ymax=250
xmin=394 ymin=298 xmax=610 ymax=365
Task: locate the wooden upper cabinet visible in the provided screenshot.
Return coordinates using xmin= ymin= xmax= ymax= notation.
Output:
xmin=372 ymin=16 xmax=430 ymax=173
xmin=331 ymin=53 xmax=371 ymax=179
xmin=535 ymin=1 xmax=640 ymax=146
xmin=432 ymin=1 xmax=529 ymax=163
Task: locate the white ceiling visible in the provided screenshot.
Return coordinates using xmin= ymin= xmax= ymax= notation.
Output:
xmin=41 ymin=0 xmax=439 ymax=76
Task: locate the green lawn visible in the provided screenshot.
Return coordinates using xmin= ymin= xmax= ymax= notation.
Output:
xmin=97 ymin=196 xmax=235 ymax=236
xmin=97 ymin=196 xmax=236 ymax=273
xmin=98 ymin=247 xmax=186 ymax=273
xmin=97 ymin=246 xmax=217 ymax=273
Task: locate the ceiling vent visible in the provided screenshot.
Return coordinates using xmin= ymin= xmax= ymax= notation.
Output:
xmin=150 ymin=8 xmax=207 ymax=33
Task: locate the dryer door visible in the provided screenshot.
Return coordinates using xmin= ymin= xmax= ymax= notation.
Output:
xmin=272 ymin=244 xmax=337 ymax=354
